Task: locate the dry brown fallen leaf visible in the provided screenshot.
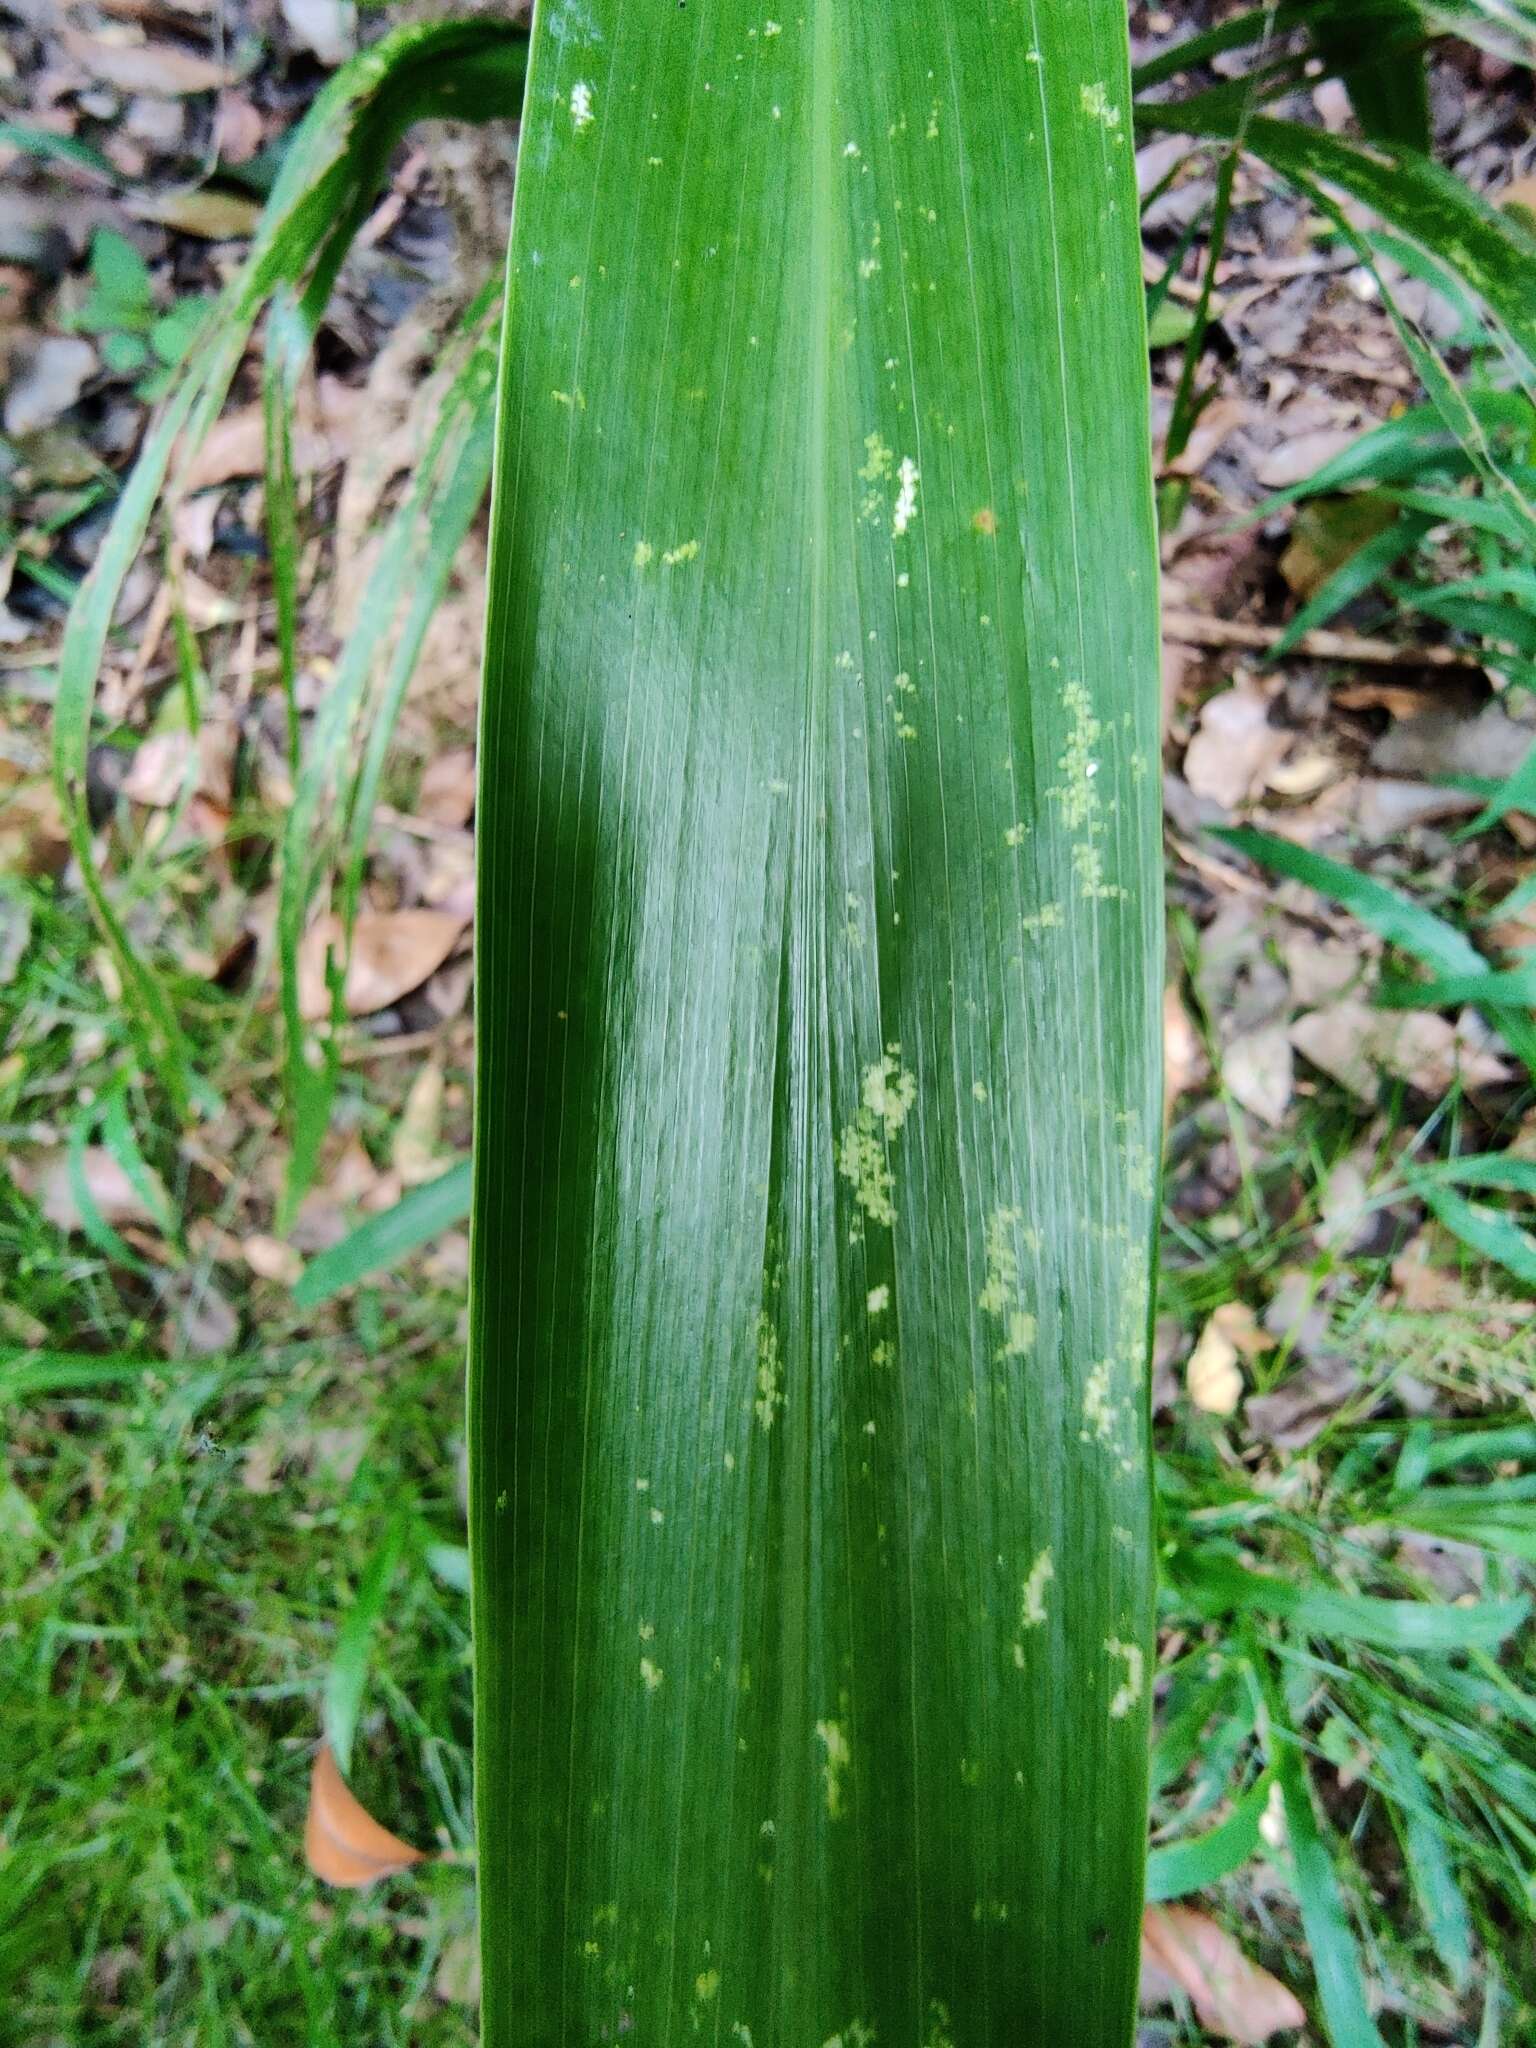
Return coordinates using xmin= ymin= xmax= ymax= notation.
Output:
xmin=130 ymin=189 xmax=262 ymax=240
xmin=1255 ymin=426 xmax=1360 ymax=490
xmin=1391 ymin=1238 xmax=1470 ymax=1313
xmin=1186 ymin=1313 xmax=1243 ymax=1417
xmin=1221 ymin=1022 xmax=1294 ymax=1127
xmin=17 ymin=1146 xmax=169 ymax=1236
xmin=0 ymin=778 xmax=69 ymax=877
xmin=1291 ymin=1001 xmax=1508 ymax=1105
xmin=1165 ymin=394 xmax=1251 ymax=478
xmin=1246 ymin=1351 xmax=1362 ymax=1450
xmin=297 ymin=910 xmax=467 ymax=1021
xmin=1141 ymin=1904 xmax=1305 ymax=2044
xmin=244 ymin=1234 xmax=304 ymax=1286
xmin=1164 ymin=979 xmax=1208 ymax=1104
xmin=62 ymin=29 xmax=230 ymax=96
xmin=1213 ymin=1299 xmax=1277 ymax=1362
xmin=392 ymin=1062 xmax=446 ymax=1186
xmin=417 ymin=746 xmax=478 ymax=827
xmin=161 ymin=1273 xmax=239 ymax=1358
xmin=1184 ymin=680 xmax=1288 ymax=811
xmin=304 ymin=1741 xmax=427 ymax=1890
xmin=181 ymin=399 xmax=345 ymax=493
xmin=435 ymin=1928 xmax=481 ymax=2005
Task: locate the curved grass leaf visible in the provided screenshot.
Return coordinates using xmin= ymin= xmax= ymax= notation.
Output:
xmin=1406 ymin=1154 xmax=1536 ymax=1196
xmin=0 ymin=1350 xmax=167 ymax=1401
xmin=1373 ymin=1717 xmax=1474 ymax=1991
xmin=52 ymin=19 xmax=527 ymax=1119
xmin=1379 ymin=962 xmax=1536 ymax=1007
xmin=1271 ymin=509 xmax=1433 ymax=656
xmin=1144 ymin=1771 xmax=1274 ymax=1905
xmin=1259 ymin=1658 xmax=1387 ymax=2048
xmin=1247 ymin=392 xmax=1534 ymax=516
xmin=470 ymin=5 xmax=1163 ymax=2042
xmin=292 ymin=1159 xmax=471 ymax=1309
xmin=1214 ymin=825 xmax=1536 ymax=1082
xmin=1135 ymin=105 xmax=1536 ymax=383
xmin=1418 ymin=1182 xmax=1536 ymax=1289
xmin=1306 ymin=0 xmax=1430 ymax=150
xmin=323 ymin=1515 xmax=407 ymax=1777
xmin=1385 ymin=1494 xmax=1536 ymax=1564
xmin=1183 ymin=1553 xmax=1529 ymax=1652
xmin=276 ymin=297 xmax=501 ymax=1223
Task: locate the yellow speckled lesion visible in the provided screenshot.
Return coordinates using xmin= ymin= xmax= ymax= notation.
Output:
xmin=823 ymin=2026 xmax=875 ymax=2048
xmin=839 ymin=1052 xmax=917 ymax=1226
xmin=661 ymin=538 xmax=700 ymax=566
xmin=978 ymin=1206 xmax=1036 ymax=1359
xmin=862 ymin=1050 xmax=917 ymax=1134
xmin=1081 ymin=1359 xmax=1116 ymax=1444
xmin=754 ymin=1310 xmax=784 ymax=1431
xmin=837 ymin=1116 xmax=896 ymax=1228
xmin=1054 ymin=679 xmax=1101 ymax=833
xmin=978 ymin=1206 xmax=1022 ymax=1315
xmin=1021 ymin=1546 xmax=1054 ymax=1628
xmin=859 ymin=432 xmax=893 ymax=483
xmin=1118 ymin=1111 xmax=1155 ymax=1202
xmin=1049 ymin=678 xmax=1130 ymax=901
xmin=1105 ymin=1638 xmax=1145 ymax=1719
xmin=815 ymin=1719 xmax=851 ymax=1817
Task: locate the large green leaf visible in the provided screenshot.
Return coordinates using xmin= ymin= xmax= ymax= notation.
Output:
xmin=470 ymin=7 xmax=1162 ymax=2045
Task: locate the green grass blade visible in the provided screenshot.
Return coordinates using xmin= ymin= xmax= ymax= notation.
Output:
xmin=1214 ymin=828 xmax=1485 ymax=970
xmin=1385 ymin=1499 xmax=1536 ymax=1564
xmin=1144 ymin=1771 xmax=1273 ymax=1904
xmin=292 ymin=1160 xmax=472 ymax=1309
xmin=276 ymin=304 xmax=498 ymax=1224
xmin=323 ymin=1515 xmax=407 ymax=1777
xmin=1406 ymin=1154 xmax=1536 ymax=1195
xmin=1380 ymin=963 xmax=1536 ymax=1006
xmin=0 ymin=1350 xmax=168 ymax=1401
xmin=1306 ymin=0 xmax=1431 ymax=149
xmin=470 ymin=5 xmax=1162 ymax=2042
xmin=1394 ymin=1422 xmax=1536 ymax=1490
xmin=1373 ymin=1718 xmax=1475 ymax=1992
xmin=1182 ymin=1554 xmax=1529 ymax=1652
xmin=1214 ymin=826 xmax=1536 ymax=1081
xmin=51 ymin=18 xmax=527 ymax=1126
xmin=1260 ymin=1659 xmax=1387 ymax=2048
xmin=1271 ymin=511 xmax=1433 ymax=657
xmin=1137 ymin=106 xmax=1536 ymax=383
xmin=1418 ymin=1184 xmax=1536 ymax=1289
xmin=0 ymin=120 xmax=116 ymax=180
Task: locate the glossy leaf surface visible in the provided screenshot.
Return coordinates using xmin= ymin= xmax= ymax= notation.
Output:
xmin=471 ymin=8 xmax=1162 ymax=2043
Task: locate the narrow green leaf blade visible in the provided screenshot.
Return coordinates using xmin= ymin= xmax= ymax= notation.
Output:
xmin=1145 ymin=1771 xmax=1274 ymax=1904
xmin=1215 ymin=826 xmax=1536 ymax=1080
xmin=293 ymin=1159 xmax=471 ymax=1308
xmin=1261 ymin=1664 xmax=1388 ymax=2048
xmin=323 ymin=1515 xmax=406 ymax=1777
xmin=471 ymin=7 xmax=1162 ymax=2044
xmin=1137 ymin=106 xmax=1536 ymax=382
xmin=1305 ymin=0 xmax=1431 ymax=149
xmin=1419 ymin=1183 xmax=1536 ymax=1289
xmin=1182 ymin=1554 xmax=1529 ymax=1652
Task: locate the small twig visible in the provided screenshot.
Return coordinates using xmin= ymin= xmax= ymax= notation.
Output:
xmin=1160 ymin=608 xmax=1482 ymax=672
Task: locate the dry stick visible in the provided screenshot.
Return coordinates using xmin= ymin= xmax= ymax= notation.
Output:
xmin=1160 ymin=607 xmax=1483 ymax=672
